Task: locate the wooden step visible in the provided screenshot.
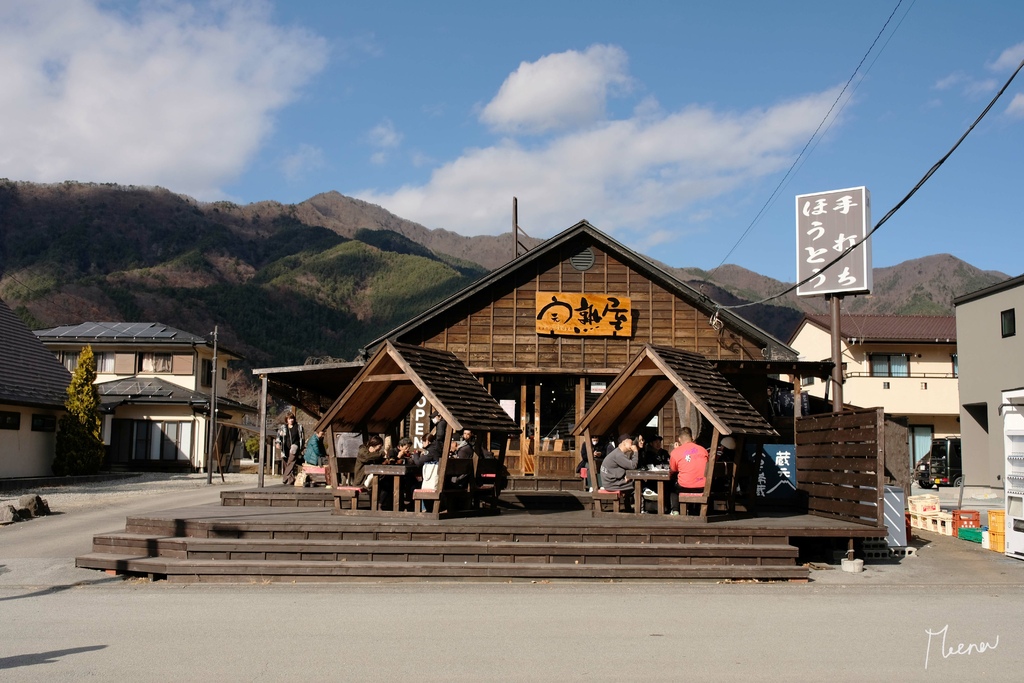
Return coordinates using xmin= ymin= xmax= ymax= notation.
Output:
xmin=75 ymin=554 xmax=807 ymax=582
xmin=121 ymin=517 xmax=795 ymax=546
xmin=90 ymin=533 xmax=798 ymax=567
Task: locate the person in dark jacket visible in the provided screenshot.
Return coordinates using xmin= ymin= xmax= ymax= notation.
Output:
xmin=278 ymin=412 xmax=305 ymax=486
xmin=352 ymin=435 xmax=385 ymax=490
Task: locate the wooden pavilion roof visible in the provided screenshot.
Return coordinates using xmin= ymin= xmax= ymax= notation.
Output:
xmin=314 ymin=341 xmax=519 ymax=435
xmin=574 ymin=344 xmax=778 ymax=440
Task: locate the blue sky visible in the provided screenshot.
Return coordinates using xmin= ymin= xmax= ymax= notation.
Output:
xmin=1 ymin=1 xmax=1022 ymax=283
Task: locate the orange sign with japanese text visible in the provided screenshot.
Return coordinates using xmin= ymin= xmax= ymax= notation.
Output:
xmin=535 ymin=292 xmax=633 ymax=337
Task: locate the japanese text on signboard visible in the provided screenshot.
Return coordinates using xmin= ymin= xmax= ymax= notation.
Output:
xmin=795 ymin=186 xmax=872 ymax=297
xmin=535 ymin=292 xmax=632 ymax=337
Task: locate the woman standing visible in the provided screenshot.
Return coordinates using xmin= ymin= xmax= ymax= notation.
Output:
xmin=278 ymin=413 xmax=305 ymax=486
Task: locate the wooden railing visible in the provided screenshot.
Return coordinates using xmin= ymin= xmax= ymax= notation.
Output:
xmin=795 ymin=407 xmax=886 ymax=527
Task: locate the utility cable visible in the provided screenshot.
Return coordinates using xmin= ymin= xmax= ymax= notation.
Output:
xmin=708 ymin=0 xmax=910 ymax=275
xmin=714 ymin=54 xmax=1024 ymax=312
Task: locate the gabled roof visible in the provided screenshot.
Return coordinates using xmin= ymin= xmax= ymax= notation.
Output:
xmin=35 ymin=322 xmax=244 ymax=359
xmin=251 ymin=360 xmax=364 ymax=420
xmin=574 ymin=345 xmax=778 ymax=439
xmin=96 ymin=376 xmax=255 ymax=414
xmin=366 ymin=220 xmax=797 ymax=360
xmin=315 ymin=341 xmax=519 ymax=435
xmin=798 ymin=314 xmax=956 ymax=343
xmin=0 ymin=299 xmax=71 ymax=409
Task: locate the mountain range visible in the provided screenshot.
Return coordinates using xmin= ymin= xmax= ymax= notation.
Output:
xmin=0 ymin=180 xmax=1010 ymax=368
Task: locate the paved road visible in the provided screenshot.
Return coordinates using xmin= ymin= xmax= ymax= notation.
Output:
xmin=1 ymin=477 xmax=1021 ymax=681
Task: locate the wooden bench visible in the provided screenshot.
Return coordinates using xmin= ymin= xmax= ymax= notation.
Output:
xmin=592 ymin=488 xmax=630 ymax=514
xmin=330 ymin=456 xmax=364 ymax=512
xmin=675 ymin=449 xmax=718 ymax=522
xmin=472 ymin=456 xmax=504 ymax=509
xmin=412 ymin=458 xmax=475 ymax=519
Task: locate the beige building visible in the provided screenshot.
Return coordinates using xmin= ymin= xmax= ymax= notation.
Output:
xmin=954 ymin=274 xmax=1024 ymax=490
xmin=0 ymin=299 xmax=72 ymax=479
xmin=34 ymin=323 xmax=254 ymax=472
xmin=788 ymin=315 xmax=959 ymax=465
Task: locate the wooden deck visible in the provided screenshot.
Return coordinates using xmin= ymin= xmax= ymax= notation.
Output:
xmin=76 ymin=487 xmax=887 ymax=583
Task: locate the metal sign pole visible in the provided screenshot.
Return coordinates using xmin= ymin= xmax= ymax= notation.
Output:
xmin=830 ymin=295 xmax=844 ymax=412
xmin=206 ymin=326 xmax=219 ymax=485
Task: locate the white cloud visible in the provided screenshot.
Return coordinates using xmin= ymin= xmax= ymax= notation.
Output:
xmin=1006 ymin=93 xmax=1024 ymax=119
xmin=0 ymin=0 xmax=327 ymax=199
xmin=357 ymin=85 xmax=846 ymax=239
xmin=479 ymin=45 xmax=631 ymax=134
xmin=368 ymin=119 xmax=402 ymax=149
xmin=990 ymin=43 xmax=1024 ymax=71
xmin=933 ymin=72 xmax=967 ymax=91
xmin=281 ymin=144 xmax=326 ymax=182
xmin=367 ymin=118 xmax=402 ymax=165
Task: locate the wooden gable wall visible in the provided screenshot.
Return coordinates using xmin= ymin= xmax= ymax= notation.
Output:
xmin=398 ymin=239 xmax=767 ymax=373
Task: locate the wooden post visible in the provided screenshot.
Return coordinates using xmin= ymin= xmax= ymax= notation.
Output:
xmin=257 ymin=373 xmax=268 ymax=488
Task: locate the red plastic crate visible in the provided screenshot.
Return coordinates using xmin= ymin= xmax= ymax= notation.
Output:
xmin=952 ymin=509 xmax=980 ymax=533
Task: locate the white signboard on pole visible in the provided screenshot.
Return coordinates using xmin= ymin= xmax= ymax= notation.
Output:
xmin=795 ymin=186 xmax=872 ymax=297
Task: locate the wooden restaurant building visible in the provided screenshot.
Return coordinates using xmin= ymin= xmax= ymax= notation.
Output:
xmin=76 ymin=221 xmax=902 ymax=583
xmin=363 ymin=220 xmax=814 ymax=483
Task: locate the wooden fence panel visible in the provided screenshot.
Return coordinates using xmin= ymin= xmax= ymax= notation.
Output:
xmin=795 ymin=407 xmax=885 ymax=527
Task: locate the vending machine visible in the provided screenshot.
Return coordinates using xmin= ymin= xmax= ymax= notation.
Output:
xmin=1003 ymin=389 xmax=1024 ymax=560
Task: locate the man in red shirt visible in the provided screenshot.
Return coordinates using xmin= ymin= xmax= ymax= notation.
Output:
xmin=669 ymin=427 xmax=709 ymax=514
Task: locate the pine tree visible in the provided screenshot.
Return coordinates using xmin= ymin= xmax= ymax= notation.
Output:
xmin=53 ymin=345 xmax=106 ymax=476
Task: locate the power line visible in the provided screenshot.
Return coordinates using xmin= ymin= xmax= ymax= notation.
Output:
xmin=708 ymin=0 xmax=911 ymax=275
xmin=715 ymin=54 xmax=1024 ymax=312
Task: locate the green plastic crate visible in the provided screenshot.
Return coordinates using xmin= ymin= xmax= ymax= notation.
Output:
xmin=958 ymin=527 xmax=982 ymax=543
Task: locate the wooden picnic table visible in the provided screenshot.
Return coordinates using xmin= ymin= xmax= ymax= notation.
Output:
xmin=626 ymin=469 xmax=672 ymax=516
xmin=365 ymin=463 xmax=418 ymax=512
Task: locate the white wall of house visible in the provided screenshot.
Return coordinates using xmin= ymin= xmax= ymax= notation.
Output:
xmin=59 ymin=345 xmax=228 ymax=394
xmin=790 ymin=321 xmax=960 ymax=438
xmin=0 ymin=405 xmax=61 ymax=478
xmin=103 ymin=405 xmax=207 ymax=469
xmin=956 ymin=280 xmax=1024 ymax=489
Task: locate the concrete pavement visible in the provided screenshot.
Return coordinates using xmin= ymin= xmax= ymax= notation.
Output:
xmin=0 ymin=475 xmax=1021 ymax=681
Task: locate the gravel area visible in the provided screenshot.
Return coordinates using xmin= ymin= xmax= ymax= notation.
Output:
xmin=0 ymin=472 xmax=259 ymax=512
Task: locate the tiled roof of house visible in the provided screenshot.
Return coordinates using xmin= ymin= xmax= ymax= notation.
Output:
xmin=316 ymin=341 xmax=520 ymax=435
xmin=96 ymin=377 xmax=254 ymax=413
xmin=803 ymin=314 xmax=957 ymax=342
xmin=0 ymin=299 xmax=72 ymax=409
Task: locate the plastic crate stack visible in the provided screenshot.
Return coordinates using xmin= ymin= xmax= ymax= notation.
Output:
xmin=908 ymin=494 xmax=951 ymax=535
xmin=987 ymin=509 xmax=1006 ymax=553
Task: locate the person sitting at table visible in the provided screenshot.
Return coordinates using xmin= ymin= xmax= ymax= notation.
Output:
xmin=599 ymin=434 xmax=638 ymax=509
xmin=636 ymin=433 xmax=668 ymax=470
xmin=577 ymin=435 xmax=600 ymax=490
xmin=387 ymin=436 xmax=414 ymax=462
xmin=669 ymin=427 xmax=709 ymax=515
xmin=352 ymin=435 xmax=385 ymax=492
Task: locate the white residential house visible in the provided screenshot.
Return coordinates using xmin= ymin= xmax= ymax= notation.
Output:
xmin=954 ymin=273 xmax=1024 ymax=491
xmin=788 ymin=314 xmax=959 ymax=467
xmin=0 ymin=299 xmax=72 ymax=479
xmin=34 ymin=322 xmax=255 ymax=472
